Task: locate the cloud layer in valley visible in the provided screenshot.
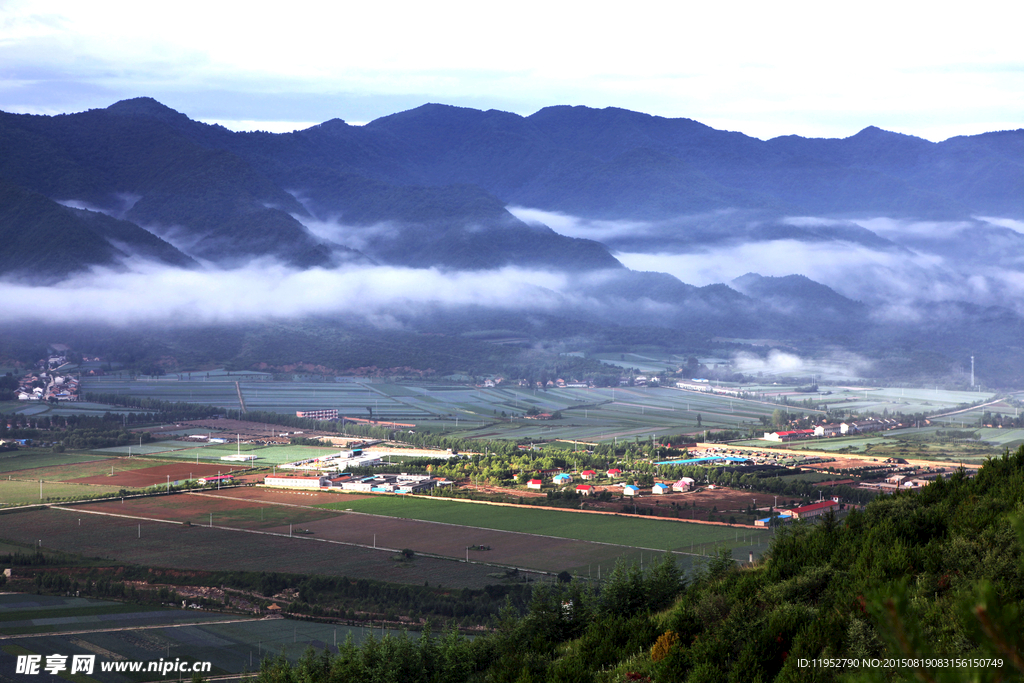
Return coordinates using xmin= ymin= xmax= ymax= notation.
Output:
xmin=731 ymin=349 xmax=873 ymax=380
xmin=517 ymin=206 xmax=1024 ymax=316
xmin=0 ymin=261 xmax=579 ymax=326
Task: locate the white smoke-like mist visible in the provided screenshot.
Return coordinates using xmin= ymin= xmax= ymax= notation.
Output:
xmin=0 ymin=260 xmax=577 ymax=326
xmin=297 ymin=215 xmax=403 ymax=253
xmin=514 ymin=206 xmax=1024 ymax=315
xmin=508 ymin=206 xmax=667 ymax=241
xmin=732 ymin=349 xmax=874 ymax=379
xmin=8 ymin=202 xmax=1024 ymax=333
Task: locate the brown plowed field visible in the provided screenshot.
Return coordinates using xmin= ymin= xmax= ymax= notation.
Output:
xmin=278 ymin=514 xmax=654 ymax=574
xmin=70 ymin=494 xmax=338 ymax=529
xmin=71 ymin=462 xmax=249 ymax=487
xmin=64 ymin=492 xmax=682 ymax=574
xmin=0 ymin=508 xmax=512 ymax=589
xmin=800 ymin=457 xmax=881 ymax=471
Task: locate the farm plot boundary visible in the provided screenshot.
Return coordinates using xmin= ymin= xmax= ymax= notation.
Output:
xmin=316 ymin=495 xmax=767 ymax=553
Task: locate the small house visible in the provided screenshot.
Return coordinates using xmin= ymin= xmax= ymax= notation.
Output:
xmin=672 ymin=477 xmax=695 ymax=493
xmin=527 ymin=479 xmax=543 ymax=490
xmin=575 ymin=484 xmax=594 ymax=496
xmin=652 ymin=483 xmax=670 ymax=494
xmin=553 ymin=473 xmax=572 ymax=485
xmin=607 ymin=468 xmax=623 ymax=478
xmin=580 ymin=470 xmax=596 ymax=480
xmin=623 ymin=485 xmax=640 ymax=496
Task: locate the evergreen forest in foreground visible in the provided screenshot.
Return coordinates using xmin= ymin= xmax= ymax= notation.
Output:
xmin=245 ymin=448 xmax=1024 ymax=683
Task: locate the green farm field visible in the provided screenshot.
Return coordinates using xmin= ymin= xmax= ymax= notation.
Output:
xmin=317 ymin=496 xmax=767 ymax=553
xmin=71 ymin=375 xmax=1000 ymax=446
xmin=0 ymin=480 xmax=123 ymax=506
xmin=0 ymin=451 xmax=110 ymax=474
xmin=157 ymin=444 xmax=340 ymax=465
xmin=0 ymin=540 xmax=43 ymax=554
xmin=2 ymin=456 xmax=163 ymax=482
xmin=818 ymin=386 xmax=996 ymax=416
xmin=78 ymin=377 xmax=790 ymax=442
xmin=1 ymin=401 xmax=136 ymax=418
xmin=88 ymin=442 xmax=197 ymax=455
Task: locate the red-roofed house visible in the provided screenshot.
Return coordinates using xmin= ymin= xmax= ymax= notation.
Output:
xmin=527 ymin=479 xmax=543 ymax=490
xmin=580 ymin=470 xmax=596 ymax=480
xmin=575 ymin=484 xmax=594 ymax=495
xmin=607 ymin=468 xmax=623 ymax=478
xmin=762 ymin=429 xmax=815 ymax=442
xmin=784 ymin=499 xmax=840 ymax=520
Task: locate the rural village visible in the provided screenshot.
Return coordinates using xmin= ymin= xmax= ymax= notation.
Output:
xmin=0 ymin=346 xmax=1010 ymax=683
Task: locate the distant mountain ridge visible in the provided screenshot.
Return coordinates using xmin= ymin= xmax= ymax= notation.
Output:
xmin=1 ymin=98 xmax=1021 ymax=334
xmin=4 ymin=98 xmax=1024 ymax=381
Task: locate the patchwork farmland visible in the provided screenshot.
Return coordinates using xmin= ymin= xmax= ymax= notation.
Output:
xmin=76 ymin=376 xmax=787 ymax=440
xmin=0 ymin=594 xmax=240 ymax=637
xmin=0 ymin=479 xmax=124 ymax=506
xmin=0 ymin=595 xmax=411 ymax=682
xmin=0 ymin=508 xmax=512 ymax=589
xmin=315 ymin=496 xmax=769 ymax=556
xmin=70 ymin=462 xmax=250 ymax=488
xmin=61 ymin=490 xmax=769 ymax=572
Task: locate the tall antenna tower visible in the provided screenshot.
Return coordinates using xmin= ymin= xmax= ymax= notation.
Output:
xmin=971 ymin=356 xmax=975 ymax=387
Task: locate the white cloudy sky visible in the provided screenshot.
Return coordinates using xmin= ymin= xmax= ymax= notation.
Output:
xmin=1 ymin=0 xmax=1020 ymax=140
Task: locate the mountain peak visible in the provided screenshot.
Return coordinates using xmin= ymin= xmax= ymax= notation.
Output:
xmin=104 ymin=97 xmax=191 ymax=124
xmin=849 ymin=125 xmax=930 ymax=144
xmin=303 ymin=118 xmax=350 ymax=135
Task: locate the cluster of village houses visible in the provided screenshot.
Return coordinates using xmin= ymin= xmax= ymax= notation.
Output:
xmin=504 ymin=376 xmax=661 ymax=390
xmin=13 ymin=347 xmax=86 ymax=403
xmin=525 ymin=468 xmax=697 ymax=497
xmin=264 ymin=471 xmax=454 ymax=493
xmin=15 ymin=371 xmax=80 ymax=403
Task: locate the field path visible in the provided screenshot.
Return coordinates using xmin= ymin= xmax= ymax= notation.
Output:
xmin=928 ymin=397 xmax=1005 ymax=419
xmin=235 ymin=381 xmax=247 ymax=413
xmin=53 ymin=506 xmax=191 ymax=526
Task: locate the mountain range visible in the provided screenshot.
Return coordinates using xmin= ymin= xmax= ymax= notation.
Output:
xmin=1 ymin=98 xmax=1023 ymax=382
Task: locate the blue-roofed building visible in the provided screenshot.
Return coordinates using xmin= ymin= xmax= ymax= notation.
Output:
xmin=553 ymin=473 xmax=572 ymax=484
xmin=755 ymin=514 xmax=791 ymax=527
xmin=652 ymin=483 xmax=671 ymax=494
xmin=623 ymin=485 xmax=640 ymax=496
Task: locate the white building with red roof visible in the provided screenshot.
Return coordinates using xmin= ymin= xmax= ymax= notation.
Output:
xmin=783 ymin=499 xmax=840 ymax=520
